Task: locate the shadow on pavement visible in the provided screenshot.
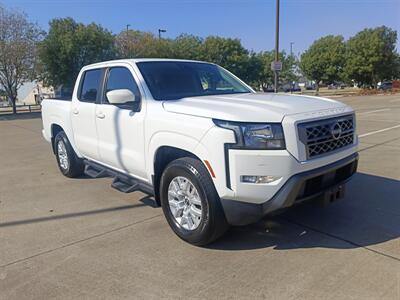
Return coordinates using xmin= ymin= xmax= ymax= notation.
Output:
xmin=209 ymin=172 xmax=400 ymax=252
xmin=0 ymin=203 xmax=147 ymax=228
xmin=0 ymin=112 xmax=42 ymax=121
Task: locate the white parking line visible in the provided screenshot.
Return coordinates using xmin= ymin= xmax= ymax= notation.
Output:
xmin=359 ymin=124 xmax=400 ymax=138
xmin=358 ymin=108 xmax=390 ymax=115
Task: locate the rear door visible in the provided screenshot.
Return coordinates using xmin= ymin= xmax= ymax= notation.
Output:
xmin=95 ymin=65 xmax=147 ymax=179
xmin=71 ymin=68 xmax=104 ymax=161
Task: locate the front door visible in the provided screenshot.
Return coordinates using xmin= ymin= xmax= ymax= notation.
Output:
xmin=95 ymin=66 xmax=147 ymax=180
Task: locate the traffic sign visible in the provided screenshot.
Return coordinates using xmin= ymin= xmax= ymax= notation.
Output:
xmin=271 ymin=61 xmax=282 ymax=71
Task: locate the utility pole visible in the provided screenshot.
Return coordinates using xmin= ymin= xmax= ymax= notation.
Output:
xmin=125 ymin=24 xmax=131 ymax=57
xmin=274 ymin=0 xmax=280 ymax=93
xmin=158 ymin=29 xmax=166 ymax=39
xmin=290 ymin=42 xmax=294 ymax=56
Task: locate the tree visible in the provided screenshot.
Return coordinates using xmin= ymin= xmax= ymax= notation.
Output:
xmin=0 ymin=5 xmax=43 ymax=114
xmin=172 ymin=34 xmax=203 ymax=60
xmin=116 ymin=29 xmax=174 ymax=58
xmin=300 ymin=35 xmax=345 ymax=93
xmin=38 ymin=18 xmax=116 ymax=91
xmin=200 ymin=36 xmax=250 ymax=80
xmin=250 ymin=50 xmax=298 ymax=90
xmin=344 ymin=26 xmax=398 ymax=88
xmin=279 ymin=51 xmax=299 ymax=84
xmin=252 ymin=51 xmax=274 ymax=89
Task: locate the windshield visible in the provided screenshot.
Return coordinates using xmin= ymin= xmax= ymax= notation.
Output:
xmin=136 ymin=61 xmax=252 ymax=100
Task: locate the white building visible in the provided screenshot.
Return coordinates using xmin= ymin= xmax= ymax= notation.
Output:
xmin=17 ymin=81 xmax=54 ymax=105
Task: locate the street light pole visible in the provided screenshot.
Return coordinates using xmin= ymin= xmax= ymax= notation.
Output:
xmin=125 ymin=24 xmax=131 ymax=57
xmin=290 ymin=42 xmax=294 ymax=56
xmin=274 ymin=0 xmax=280 ymax=93
xmin=158 ymin=29 xmax=166 ymax=39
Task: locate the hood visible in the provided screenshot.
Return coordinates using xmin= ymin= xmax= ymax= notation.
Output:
xmin=162 ymin=93 xmax=348 ymax=122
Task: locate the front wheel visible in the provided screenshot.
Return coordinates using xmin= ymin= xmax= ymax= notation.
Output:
xmin=160 ymin=157 xmax=229 ymax=246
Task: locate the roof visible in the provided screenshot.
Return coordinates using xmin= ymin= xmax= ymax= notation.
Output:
xmin=84 ymin=58 xmax=211 ymax=69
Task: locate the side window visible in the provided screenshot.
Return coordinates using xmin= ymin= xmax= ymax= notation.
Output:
xmin=79 ymin=69 xmax=102 ymax=102
xmin=104 ymin=67 xmax=140 ymax=104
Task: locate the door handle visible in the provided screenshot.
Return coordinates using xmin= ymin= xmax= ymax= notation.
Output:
xmin=72 ymin=108 xmax=79 ymax=115
xmin=96 ymin=112 xmax=105 ymax=119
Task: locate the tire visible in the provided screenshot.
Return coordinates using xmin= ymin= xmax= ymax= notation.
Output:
xmin=54 ymin=131 xmax=84 ymax=178
xmin=160 ymin=157 xmax=229 ymax=246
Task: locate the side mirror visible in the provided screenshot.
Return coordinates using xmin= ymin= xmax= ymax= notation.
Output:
xmin=106 ymin=89 xmax=138 ymax=105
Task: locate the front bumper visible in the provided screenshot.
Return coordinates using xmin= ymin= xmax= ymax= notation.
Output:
xmin=220 ymin=153 xmax=358 ymax=226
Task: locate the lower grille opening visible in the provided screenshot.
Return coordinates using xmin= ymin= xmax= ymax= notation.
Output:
xmin=303 ymin=175 xmax=323 ymax=198
xmin=295 ymin=160 xmax=357 ymax=201
xmin=335 ymin=163 xmax=353 ymax=182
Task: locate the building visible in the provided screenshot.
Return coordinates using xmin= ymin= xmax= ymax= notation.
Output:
xmin=17 ymin=81 xmax=54 ymax=105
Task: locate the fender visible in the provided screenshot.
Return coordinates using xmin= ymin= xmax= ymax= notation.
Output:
xmin=147 ymin=131 xmax=202 ymax=178
xmin=48 ymin=115 xmax=82 ymax=158
xmin=147 ymin=129 xmax=235 ymax=200
xmin=195 ymin=126 xmax=236 ymax=199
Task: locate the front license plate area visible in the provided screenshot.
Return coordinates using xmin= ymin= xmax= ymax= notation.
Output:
xmin=322 ymin=184 xmax=346 ymax=205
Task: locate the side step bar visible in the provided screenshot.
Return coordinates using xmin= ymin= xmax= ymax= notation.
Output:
xmin=83 ymin=160 xmax=155 ymax=197
xmin=84 ymin=161 xmax=108 ymax=178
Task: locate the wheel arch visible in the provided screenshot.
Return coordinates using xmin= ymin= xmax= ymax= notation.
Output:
xmin=50 ymin=123 xmax=81 ymax=157
xmin=152 ymin=145 xmax=213 ymax=206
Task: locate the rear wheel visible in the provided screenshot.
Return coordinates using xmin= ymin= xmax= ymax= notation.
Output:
xmin=160 ymin=157 xmax=229 ymax=246
xmin=54 ymin=131 xmax=84 ymax=178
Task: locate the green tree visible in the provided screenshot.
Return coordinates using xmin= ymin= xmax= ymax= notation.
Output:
xmin=0 ymin=5 xmax=44 ymax=113
xmin=300 ymin=35 xmax=345 ymax=93
xmin=200 ymin=36 xmax=250 ymax=80
xmin=395 ymin=53 xmax=400 ymax=79
xmin=116 ymin=29 xmax=174 ymax=58
xmin=250 ymin=51 xmax=298 ymax=90
xmin=113 ymin=29 xmax=301 ymax=90
xmin=252 ymin=51 xmax=274 ymax=89
xmin=38 ymin=18 xmax=116 ymax=90
xmin=172 ymin=34 xmax=203 ymax=60
xmin=280 ymin=51 xmax=299 ymax=84
xmin=242 ymin=52 xmax=264 ymax=89
xmin=344 ymin=26 xmax=398 ymax=88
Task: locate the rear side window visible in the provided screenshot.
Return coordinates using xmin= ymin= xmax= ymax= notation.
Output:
xmin=79 ymin=69 xmax=102 ymax=102
xmin=104 ymin=67 xmax=140 ymax=103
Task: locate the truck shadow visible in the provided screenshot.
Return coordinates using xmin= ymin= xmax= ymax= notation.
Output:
xmin=209 ymin=172 xmax=400 ymax=253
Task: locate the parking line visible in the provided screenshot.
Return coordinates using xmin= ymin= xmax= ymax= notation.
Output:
xmin=359 ymin=124 xmax=400 ymax=138
xmin=389 ymin=99 xmax=400 ymax=103
xmin=358 ymin=108 xmax=390 ymax=115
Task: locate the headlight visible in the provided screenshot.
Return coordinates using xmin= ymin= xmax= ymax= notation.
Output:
xmin=213 ymin=119 xmax=285 ymax=150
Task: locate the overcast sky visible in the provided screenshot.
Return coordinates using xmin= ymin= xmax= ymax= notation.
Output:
xmin=3 ymin=0 xmax=400 ymax=54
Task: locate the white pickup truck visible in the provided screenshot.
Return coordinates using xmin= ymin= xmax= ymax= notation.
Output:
xmin=42 ymin=59 xmax=358 ymax=245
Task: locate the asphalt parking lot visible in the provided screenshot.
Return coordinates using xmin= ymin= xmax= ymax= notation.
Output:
xmin=0 ymin=94 xmax=399 ymax=299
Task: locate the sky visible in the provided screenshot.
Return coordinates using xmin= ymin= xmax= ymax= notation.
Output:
xmin=2 ymin=0 xmax=400 ymax=55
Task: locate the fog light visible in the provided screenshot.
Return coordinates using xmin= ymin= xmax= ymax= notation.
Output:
xmin=240 ymin=175 xmax=282 ymax=184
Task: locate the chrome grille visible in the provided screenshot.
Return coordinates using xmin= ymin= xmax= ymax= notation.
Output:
xmin=298 ymin=115 xmax=355 ymax=159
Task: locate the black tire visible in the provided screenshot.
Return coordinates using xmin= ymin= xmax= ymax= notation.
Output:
xmin=160 ymin=157 xmax=229 ymax=246
xmin=54 ymin=131 xmax=84 ymax=178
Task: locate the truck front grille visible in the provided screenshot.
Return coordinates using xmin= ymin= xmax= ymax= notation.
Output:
xmin=298 ymin=115 xmax=355 ymax=159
